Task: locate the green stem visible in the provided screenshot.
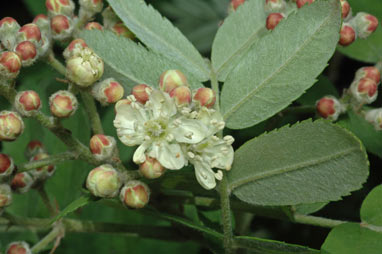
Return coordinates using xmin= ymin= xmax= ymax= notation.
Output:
xmin=80 ymin=89 xmax=104 ymax=134
xmin=46 ymin=52 xmax=66 ymax=76
xmin=37 ymin=186 xmax=57 ymax=216
xmin=31 ymin=225 xmax=62 ymax=253
xmin=18 ymin=152 xmax=77 ymax=172
xmin=293 ymin=213 xmax=347 ymax=228
xmin=219 ymin=176 xmax=234 ymax=254
xmin=210 ymin=69 xmax=220 ymax=113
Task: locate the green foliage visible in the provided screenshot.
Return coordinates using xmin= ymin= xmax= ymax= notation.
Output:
xmin=211 ymin=0 xmax=267 ymax=81
xmin=297 ymin=75 xmax=339 ymax=106
xmin=227 ymin=120 xmax=369 ymax=206
xmin=22 ymin=0 xmax=46 ymax=15
xmin=221 ymin=0 xmax=341 ymax=129
xmin=107 ymin=0 xmax=210 ymax=82
xmin=360 ymin=185 xmax=382 ymax=226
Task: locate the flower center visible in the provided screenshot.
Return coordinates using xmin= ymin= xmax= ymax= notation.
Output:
xmin=144 ymin=118 xmax=168 ymax=139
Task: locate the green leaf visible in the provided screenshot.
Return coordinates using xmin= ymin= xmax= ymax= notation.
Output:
xmin=337 ymin=110 xmax=382 ymax=158
xmin=321 ymin=223 xmax=382 ymax=254
xmin=80 ymin=30 xmax=203 ymax=91
xmin=22 ymin=0 xmax=46 ymax=15
xmin=294 ymin=202 xmax=328 ymax=215
xmin=227 ymin=120 xmax=369 ymax=206
xmin=107 ymin=0 xmax=210 ymax=82
xmin=211 ymin=0 xmax=267 ymax=81
xmin=235 ymin=236 xmax=320 ymax=254
xmin=49 ymin=194 xmax=94 ymax=225
xmin=297 ymin=75 xmax=339 ymax=106
xmin=360 ymin=185 xmax=382 ymax=227
xmin=221 ymin=0 xmax=341 ymax=129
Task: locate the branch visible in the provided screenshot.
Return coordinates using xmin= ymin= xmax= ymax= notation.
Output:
xmin=18 ymin=152 xmax=77 ymax=172
xmin=80 ymin=89 xmax=104 ymax=135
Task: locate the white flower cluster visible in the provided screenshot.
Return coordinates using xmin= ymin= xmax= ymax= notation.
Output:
xmin=114 ymin=88 xmax=234 ymax=190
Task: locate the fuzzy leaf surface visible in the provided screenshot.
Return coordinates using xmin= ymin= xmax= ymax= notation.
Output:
xmin=360 ymin=185 xmax=382 ymax=226
xmin=107 ymin=0 xmax=209 ymax=81
xmin=221 ymin=0 xmax=341 ymax=129
xmin=227 ymin=120 xmax=369 ymax=206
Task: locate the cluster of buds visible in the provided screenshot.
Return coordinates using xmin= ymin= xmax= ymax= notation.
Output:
xmin=350 ymin=66 xmax=380 ymax=104
xmin=24 ymin=140 xmax=55 ymax=182
xmin=6 ymin=241 xmax=32 ymax=254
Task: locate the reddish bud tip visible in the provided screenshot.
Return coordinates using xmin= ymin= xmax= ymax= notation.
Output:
xmin=266 ymin=13 xmax=284 ymax=30
xmin=18 ymin=23 xmax=42 ymax=44
xmin=230 ymin=0 xmax=246 ymax=10
xmin=111 ymin=22 xmax=135 ymax=38
xmin=90 ymin=134 xmax=116 ymax=160
xmin=120 ymin=180 xmax=150 ymax=208
xmin=340 ymin=0 xmax=351 ymax=19
xmin=316 ymin=96 xmax=342 ymax=120
xmin=0 ymin=17 xmax=18 ymax=28
xmin=132 ymin=84 xmax=153 ymax=104
xmin=339 ymin=23 xmax=356 ymax=46
xmin=355 ymin=66 xmax=381 ymax=84
xmin=92 ymin=78 xmax=125 ymax=105
xmin=85 ymin=22 xmax=103 ymax=31
xmin=46 ymin=0 xmax=75 ymax=16
xmin=25 ymin=140 xmax=45 ymax=158
xmin=350 ymin=77 xmax=378 ymax=104
xmin=193 ymin=87 xmax=216 ymax=108
xmin=51 ymin=15 xmax=73 ymax=39
xmin=14 ymin=41 xmax=38 ymax=66
xmin=49 ymin=90 xmax=78 ymax=118
xmin=296 ymin=0 xmax=314 ymax=8
xmin=0 ymin=154 xmax=14 ymax=176
xmin=6 ymin=242 xmax=31 ymax=254
xmin=63 ymin=38 xmax=88 ymax=59
xmin=11 ymin=172 xmax=34 ymax=193
xmin=0 ymin=111 xmax=24 ymax=141
xmin=353 ymin=12 xmax=379 ymax=39
xmin=170 ymin=86 xmax=192 ymax=106
xmin=86 ymin=164 xmax=122 ymax=198
xmin=0 ymin=51 xmax=22 ymax=79
xmin=139 ymin=155 xmax=166 ymax=179
xmin=33 ymin=14 xmax=49 ymax=24
xmin=15 ymin=90 xmax=42 ymax=116
xmin=159 ymin=70 xmax=188 ymax=93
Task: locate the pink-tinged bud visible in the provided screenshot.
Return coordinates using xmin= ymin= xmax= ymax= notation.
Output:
xmin=266 ymin=13 xmax=285 ymax=30
xmin=30 ymin=152 xmax=56 ymax=178
xmin=132 ymin=84 xmax=153 ymax=104
xmin=340 ymin=0 xmax=351 ymax=20
xmin=15 ymin=90 xmax=42 ymax=117
xmin=111 ymin=22 xmax=135 ymax=39
xmin=17 ymin=23 xmax=42 ymax=45
xmin=102 ymin=6 xmax=120 ymax=29
xmin=85 ymin=22 xmax=103 ymax=31
xmin=350 ymin=77 xmax=378 ymax=104
xmin=6 ymin=242 xmax=32 ymax=254
xmin=63 ymin=38 xmax=88 ymax=59
xmin=79 ymin=0 xmax=104 ymax=14
xmin=0 ymin=154 xmax=14 ymax=177
xmin=92 ymin=78 xmax=124 ymax=105
xmin=355 ymin=66 xmax=381 ymax=84
xmin=230 ymin=0 xmax=246 ymax=11
xmin=170 ymin=86 xmax=192 ymax=107
xmin=33 ymin=14 xmax=50 ymax=35
xmin=66 ymin=48 xmax=104 ymax=87
xmin=14 ymin=41 xmax=38 ymax=67
xmin=193 ymin=87 xmax=216 ymax=108
xmin=265 ymin=0 xmax=286 ymax=12
xmin=316 ymin=96 xmax=343 ymax=121
xmin=0 ymin=111 xmax=24 ymax=141
xmin=296 ymin=0 xmax=315 ymax=8
xmin=25 ymin=140 xmax=46 ymax=158
xmin=86 ymin=164 xmax=122 ymax=198
xmin=0 ymin=17 xmax=20 ymax=50
xmin=0 ymin=184 xmax=12 ymax=208
xmin=50 ymin=15 xmax=73 ymax=40
xmin=0 ymin=51 xmax=22 ymax=79
xmin=90 ymin=134 xmax=116 ymax=160
xmin=139 ymin=156 xmax=166 ymax=179
xmin=352 ymin=12 xmax=379 ymax=39
xmin=46 ymin=0 xmax=75 ymax=17
xmin=339 ymin=23 xmax=356 ymax=46
xmin=365 ymin=109 xmax=382 ymax=131
xmin=11 ymin=172 xmax=34 ymax=193
xmin=159 ymin=69 xmax=188 ymax=93
xmin=114 ymin=98 xmax=131 ymax=113
xmin=120 ymin=180 xmax=150 ymax=209
xmin=49 ymin=90 xmax=78 ymax=118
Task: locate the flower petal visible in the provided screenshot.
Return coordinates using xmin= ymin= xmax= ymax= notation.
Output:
xmin=148 ymin=142 xmax=186 ymax=170
xmin=194 ymin=160 xmax=216 ymax=190
xmin=147 ymin=90 xmax=177 ymax=119
xmin=133 ymin=142 xmax=150 ymax=164
xmin=170 ymin=117 xmax=207 ymax=144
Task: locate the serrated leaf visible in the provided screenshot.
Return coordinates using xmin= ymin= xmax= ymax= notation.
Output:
xmin=221 ymin=0 xmax=341 ymax=129
xmin=227 ymin=120 xmax=369 ymax=206
xmin=321 ymin=223 xmax=382 ymax=254
xmin=211 ymin=0 xmax=267 ymax=81
xmin=294 ymin=202 xmax=328 ymax=215
xmin=297 ymin=75 xmax=339 ymax=106
xmin=80 ymin=30 xmax=203 ymax=91
xmin=360 ymin=185 xmax=382 ymax=226
xmin=107 ymin=0 xmax=210 ymax=81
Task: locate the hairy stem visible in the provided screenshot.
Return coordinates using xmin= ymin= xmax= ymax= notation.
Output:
xmin=210 ymin=68 xmax=220 ymax=113
xmin=219 ymin=176 xmax=234 ymax=253
xmin=80 ymin=89 xmax=104 ymax=135
xmin=18 ymin=152 xmax=77 ymax=172
xmin=46 ymin=52 xmax=66 ymax=77
xmin=31 ymin=225 xmax=63 ymax=253
xmin=37 ymin=186 xmax=57 ymax=216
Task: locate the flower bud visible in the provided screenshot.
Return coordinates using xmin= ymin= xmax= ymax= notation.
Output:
xmin=33 ymin=14 xmax=50 ymax=36
xmin=17 ymin=23 xmax=42 ymax=46
xmin=350 ymin=77 xmax=378 ymax=104
xmin=25 ymin=140 xmax=45 ymax=158
xmin=51 ymin=15 xmax=74 ymax=40
xmin=0 ymin=51 xmax=22 ymax=79
xmin=193 ymin=87 xmax=216 ymax=108
xmin=114 ymin=98 xmax=132 ymax=113
xmin=0 ymin=17 xmax=20 ymax=50
xmin=229 ymin=0 xmax=245 ymax=11
xmin=38 ymin=35 xmax=51 ymax=57
xmin=159 ymin=70 xmax=188 ymax=93
xmin=265 ymin=0 xmax=286 ymax=12
xmin=63 ymin=38 xmax=88 ymax=59
xmin=139 ymin=156 xmax=166 ymax=179
xmin=111 ymin=22 xmax=135 ymax=39
xmin=266 ymin=13 xmax=285 ymax=30
xmin=340 ymin=0 xmax=351 ymax=20
xmin=339 ymin=23 xmax=356 ymax=46
xmin=86 ymin=164 xmax=122 ymax=198
xmin=14 ymin=41 xmax=38 ymax=66
xmin=355 ymin=66 xmax=381 ymax=84
xmin=49 ymin=90 xmax=78 ymax=118
xmin=170 ymin=86 xmax=192 ymax=107
xmin=90 ymin=134 xmax=116 ymax=160
xmin=132 ymin=84 xmax=153 ymax=104
xmin=0 ymin=184 xmax=12 ymax=208
xmin=6 ymin=241 xmax=32 ymax=254
xmin=296 ymin=0 xmax=315 ymax=8
xmin=46 ymin=0 xmax=75 ymax=17
xmin=120 ymin=180 xmax=150 ymax=208
xmin=365 ymin=109 xmax=382 ymax=131
xmin=0 ymin=111 xmax=24 ymax=141
xmin=92 ymin=78 xmax=124 ymax=105
xmin=79 ymin=0 xmax=103 ymax=14
xmin=102 ymin=6 xmax=120 ymax=29
xmin=66 ymin=48 xmax=104 ymax=87
xmin=14 ymin=90 xmax=42 ymax=116
xmin=316 ymin=96 xmax=343 ymax=121
xmin=85 ymin=22 xmax=104 ymax=31
xmin=0 ymin=154 xmax=14 ymax=177
xmin=30 ymin=152 xmax=56 ymax=178
xmin=352 ymin=12 xmax=379 ymax=39
xmin=11 ymin=172 xmax=34 ymax=193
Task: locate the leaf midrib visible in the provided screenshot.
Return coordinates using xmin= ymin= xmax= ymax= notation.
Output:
xmin=229 ymin=146 xmax=358 ymax=191
xmin=222 ymin=6 xmax=336 ymax=122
